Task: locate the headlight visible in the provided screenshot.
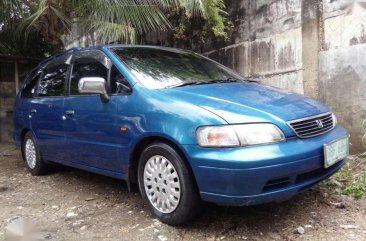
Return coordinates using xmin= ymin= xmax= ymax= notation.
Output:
xmin=196 ymin=124 xmax=285 ymax=147
xmin=234 ymin=124 xmax=285 ymax=145
xmin=196 ymin=125 xmax=240 ymax=147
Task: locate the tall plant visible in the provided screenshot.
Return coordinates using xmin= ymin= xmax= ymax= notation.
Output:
xmin=0 ymin=0 xmax=228 ymax=56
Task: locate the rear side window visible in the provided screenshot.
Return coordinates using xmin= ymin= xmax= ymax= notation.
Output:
xmin=21 ymin=69 xmax=41 ymax=98
xmin=70 ymin=51 xmax=109 ymax=95
xmin=38 ymin=64 xmax=69 ymax=97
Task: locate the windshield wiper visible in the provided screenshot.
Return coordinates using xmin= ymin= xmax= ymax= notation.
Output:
xmin=167 ymin=81 xmax=208 ymax=88
xmin=208 ymin=78 xmax=243 ymax=83
xmin=167 ymin=78 xmax=258 ymax=88
xmin=209 ymin=77 xmax=258 ymax=83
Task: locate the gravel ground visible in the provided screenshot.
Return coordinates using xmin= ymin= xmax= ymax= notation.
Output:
xmin=1 ymin=143 xmax=366 ymax=241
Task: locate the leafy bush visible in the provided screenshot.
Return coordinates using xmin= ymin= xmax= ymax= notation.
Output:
xmin=323 ymin=153 xmax=366 ymax=199
xmin=342 ymin=166 xmax=366 ymax=199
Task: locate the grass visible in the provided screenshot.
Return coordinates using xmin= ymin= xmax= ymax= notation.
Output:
xmin=323 ymin=153 xmax=366 ymax=199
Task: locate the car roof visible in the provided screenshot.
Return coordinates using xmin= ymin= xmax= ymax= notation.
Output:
xmin=39 ymin=45 xmax=193 ymax=67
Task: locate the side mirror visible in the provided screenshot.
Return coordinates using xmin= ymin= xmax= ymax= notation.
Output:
xmin=78 ymin=77 xmax=110 ymax=103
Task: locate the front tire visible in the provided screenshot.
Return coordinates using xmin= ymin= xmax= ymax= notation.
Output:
xmin=138 ymin=142 xmax=202 ymax=226
xmin=22 ymin=132 xmax=48 ymax=176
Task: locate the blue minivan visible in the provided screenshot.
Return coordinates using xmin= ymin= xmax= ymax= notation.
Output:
xmin=14 ymin=45 xmax=349 ymax=225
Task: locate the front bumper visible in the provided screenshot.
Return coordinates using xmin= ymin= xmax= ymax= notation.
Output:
xmin=182 ymin=125 xmax=348 ymax=206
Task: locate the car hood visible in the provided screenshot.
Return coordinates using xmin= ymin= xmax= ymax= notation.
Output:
xmin=161 ymin=82 xmax=329 ymax=124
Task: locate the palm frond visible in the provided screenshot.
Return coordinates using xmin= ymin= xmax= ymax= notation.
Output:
xmin=50 ymin=6 xmax=72 ymax=31
xmin=88 ymin=20 xmax=137 ymax=44
xmin=15 ymin=0 xmax=72 ymax=44
xmin=15 ymin=0 xmax=48 ymax=38
xmin=74 ymin=0 xmax=172 ymax=43
xmin=0 ymin=0 xmax=27 ymax=24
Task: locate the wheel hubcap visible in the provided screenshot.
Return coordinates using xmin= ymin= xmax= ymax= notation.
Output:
xmin=143 ymin=155 xmax=181 ymax=213
xmin=25 ymin=139 xmax=36 ymax=169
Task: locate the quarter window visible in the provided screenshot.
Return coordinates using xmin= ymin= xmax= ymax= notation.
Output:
xmin=110 ymin=65 xmax=131 ymax=94
xmin=21 ymin=69 xmax=41 ymax=98
xmin=37 ymin=55 xmax=71 ymax=97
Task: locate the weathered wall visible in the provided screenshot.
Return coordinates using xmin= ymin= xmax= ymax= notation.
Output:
xmin=319 ymin=44 xmax=366 ymax=152
xmin=209 ymin=0 xmax=366 ymax=153
xmin=319 ymin=0 xmax=366 ymax=152
xmin=207 ymin=0 xmax=304 ymax=94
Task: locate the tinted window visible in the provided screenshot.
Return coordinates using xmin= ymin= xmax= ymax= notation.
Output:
xmin=70 ymin=51 xmax=109 ymax=95
xmin=112 ymin=47 xmax=242 ymax=89
xmin=110 ymin=65 xmax=131 ymax=94
xmin=21 ymin=69 xmax=41 ymax=98
xmin=38 ymin=63 xmax=68 ymax=97
xmin=37 ymin=55 xmax=71 ymax=97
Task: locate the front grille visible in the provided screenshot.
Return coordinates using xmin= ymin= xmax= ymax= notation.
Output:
xmin=287 ymin=112 xmax=335 ymax=138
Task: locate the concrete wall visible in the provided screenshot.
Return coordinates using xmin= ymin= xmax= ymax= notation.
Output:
xmin=206 ymin=0 xmax=304 ymax=94
xmin=208 ymin=0 xmax=366 ymax=153
xmin=318 ymin=0 xmax=366 ymax=152
xmin=319 ymin=44 xmax=366 ymax=152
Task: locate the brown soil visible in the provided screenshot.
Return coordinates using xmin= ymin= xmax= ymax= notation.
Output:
xmin=0 ymin=143 xmax=365 ymax=241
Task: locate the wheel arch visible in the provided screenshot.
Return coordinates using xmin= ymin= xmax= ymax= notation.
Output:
xmin=128 ymin=135 xmax=198 ymax=192
xmin=20 ymin=128 xmax=32 ymax=143
xmin=20 ymin=128 xmax=41 ymax=161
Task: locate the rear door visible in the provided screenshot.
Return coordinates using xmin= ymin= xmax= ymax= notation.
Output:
xmin=13 ymin=69 xmax=41 ymax=146
xmin=29 ymin=56 xmax=70 ymax=161
xmin=62 ymin=50 xmax=124 ymax=172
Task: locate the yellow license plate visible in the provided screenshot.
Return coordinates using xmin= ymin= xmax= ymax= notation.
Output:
xmin=324 ymin=137 xmax=349 ymax=168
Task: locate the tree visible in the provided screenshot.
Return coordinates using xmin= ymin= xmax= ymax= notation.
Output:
xmin=0 ymin=0 xmax=229 ymax=56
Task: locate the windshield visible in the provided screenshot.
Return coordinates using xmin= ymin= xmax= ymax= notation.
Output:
xmin=111 ymin=47 xmax=244 ymax=89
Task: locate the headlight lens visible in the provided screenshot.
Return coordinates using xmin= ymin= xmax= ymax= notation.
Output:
xmin=196 ymin=125 xmax=240 ymax=147
xmin=196 ymin=124 xmax=285 ymax=147
xmin=234 ymin=124 xmax=285 ymax=145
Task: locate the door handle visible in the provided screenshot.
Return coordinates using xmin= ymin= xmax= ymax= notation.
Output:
xmin=29 ymin=109 xmax=37 ymax=119
xmin=65 ymin=110 xmax=75 ymax=116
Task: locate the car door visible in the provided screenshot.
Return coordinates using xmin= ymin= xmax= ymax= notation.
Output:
xmin=29 ymin=56 xmax=70 ymax=161
xmin=62 ymin=50 xmax=127 ymax=172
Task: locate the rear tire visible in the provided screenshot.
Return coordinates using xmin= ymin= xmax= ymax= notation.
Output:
xmin=22 ymin=132 xmax=48 ymax=176
xmin=138 ymin=142 xmax=202 ymax=226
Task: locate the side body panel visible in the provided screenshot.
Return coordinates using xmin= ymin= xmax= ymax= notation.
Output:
xmin=29 ymin=97 xmax=65 ymax=160
xmin=62 ymin=95 xmax=121 ymax=172
xmin=13 ymin=96 xmax=32 ymax=148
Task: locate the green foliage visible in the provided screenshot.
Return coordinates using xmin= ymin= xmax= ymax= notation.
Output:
xmin=323 ymin=154 xmax=366 ymax=199
xmin=0 ymin=0 xmax=230 ymax=56
xmin=203 ymin=0 xmax=229 ymax=39
xmin=167 ymin=0 xmax=231 ymax=51
xmin=0 ymin=25 xmax=52 ymax=57
xmin=73 ymin=0 xmax=171 ymax=44
xmin=342 ymin=167 xmax=366 ymax=199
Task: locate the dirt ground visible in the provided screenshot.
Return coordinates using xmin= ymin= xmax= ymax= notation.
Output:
xmin=0 ymin=143 xmax=366 ymax=241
